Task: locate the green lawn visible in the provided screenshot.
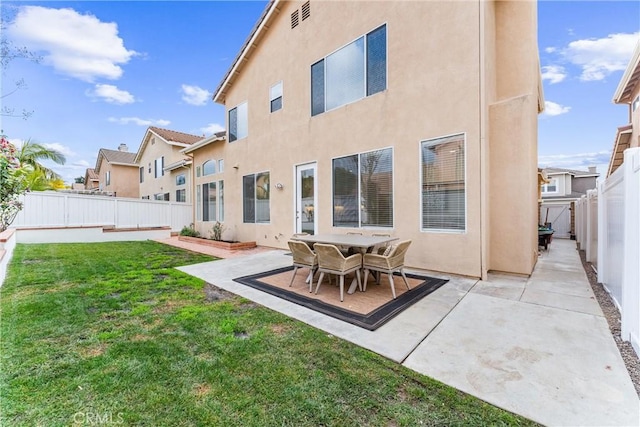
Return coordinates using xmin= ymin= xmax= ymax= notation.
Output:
xmin=0 ymin=241 xmax=538 ymax=426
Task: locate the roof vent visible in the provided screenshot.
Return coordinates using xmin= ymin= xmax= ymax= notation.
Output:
xmin=291 ymin=9 xmax=299 ymax=28
xmin=301 ymin=1 xmax=310 ymax=21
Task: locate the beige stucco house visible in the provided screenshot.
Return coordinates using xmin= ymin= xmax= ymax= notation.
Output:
xmin=135 ymin=127 xmax=202 ymax=202
xmin=84 ymin=168 xmax=99 ymax=190
xmin=94 ymin=144 xmax=139 ymax=198
xmin=212 ymin=0 xmax=543 ymax=279
xmin=181 ymin=131 xmax=227 ymax=237
xmin=608 ymin=40 xmax=640 ymax=177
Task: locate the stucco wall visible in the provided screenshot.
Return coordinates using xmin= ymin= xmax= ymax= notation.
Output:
xmin=98 ymin=158 xmax=139 ymax=199
xmin=138 ymin=135 xmax=189 ymax=202
xmin=218 ymin=0 xmax=540 ymax=278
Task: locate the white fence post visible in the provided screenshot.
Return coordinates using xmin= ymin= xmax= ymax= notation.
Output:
xmin=586 ymin=189 xmax=598 ymax=265
xmin=597 ymin=180 xmax=606 ymax=284
xmin=622 ymin=148 xmax=640 ymax=356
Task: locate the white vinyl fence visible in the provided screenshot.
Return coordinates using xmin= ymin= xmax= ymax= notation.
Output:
xmin=576 ymin=147 xmax=640 ymax=356
xmin=12 ymin=191 xmax=193 ymax=232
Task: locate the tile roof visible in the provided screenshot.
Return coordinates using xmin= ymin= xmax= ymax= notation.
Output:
xmin=99 ymin=148 xmax=137 ymax=165
xmin=149 ymin=126 xmax=203 ymax=145
xmin=85 ymin=168 xmax=98 ymax=180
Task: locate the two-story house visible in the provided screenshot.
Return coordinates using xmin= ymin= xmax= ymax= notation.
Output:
xmin=210 ymin=0 xmax=543 ymax=279
xmin=539 ymin=167 xmax=599 ymax=239
xmin=83 ymin=168 xmax=99 ymax=191
xmin=135 ymin=126 xmax=203 ymax=202
xmin=94 ymin=144 xmax=139 ymax=198
xmin=609 ymin=40 xmax=640 ymax=177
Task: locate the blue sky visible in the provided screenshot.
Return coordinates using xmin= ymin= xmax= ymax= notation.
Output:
xmin=1 ymin=1 xmax=639 ymax=184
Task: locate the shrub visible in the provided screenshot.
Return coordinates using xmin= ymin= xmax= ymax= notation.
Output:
xmin=180 ymin=224 xmax=200 ymax=237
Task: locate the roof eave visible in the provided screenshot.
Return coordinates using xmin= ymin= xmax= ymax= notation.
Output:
xmin=212 ymin=0 xmax=281 ymax=104
xmin=613 ymin=40 xmax=640 ymax=104
xmin=181 ymin=135 xmax=226 ymax=154
xmin=607 ymin=126 xmax=633 ymax=176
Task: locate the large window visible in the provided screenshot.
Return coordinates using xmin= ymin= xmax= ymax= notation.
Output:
xmin=421 ymin=134 xmax=466 ymax=231
xmin=201 ymin=180 xmax=224 ymax=221
xmin=202 ymin=182 xmax=217 ymax=221
xmin=243 ymin=172 xmax=270 ymax=223
xmin=270 ymin=82 xmax=283 ymax=112
xmin=229 ymin=102 xmax=248 ymax=142
xmin=311 ymin=24 xmax=386 ymax=116
xmin=332 ymin=148 xmax=393 ymax=228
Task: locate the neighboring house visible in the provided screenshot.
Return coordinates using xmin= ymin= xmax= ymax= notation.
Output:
xmin=135 ymin=127 xmax=202 ymax=202
xmin=181 ymin=132 xmax=227 ymax=237
xmin=95 ymin=144 xmax=139 ymax=198
xmin=84 ymin=168 xmax=99 ymax=190
xmin=211 ymin=0 xmax=543 ymax=279
xmin=539 ymin=167 xmax=599 ymax=239
xmin=608 ymin=40 xmax=640 ymax=177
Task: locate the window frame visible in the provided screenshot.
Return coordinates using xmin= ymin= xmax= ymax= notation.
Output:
xmin=202 ymin=160 xmax=216 ymax=176
xmin=176 ymin=189 xmax=186 ymax=203
xmin=176 ymin=173 xmax=186 ymax=186
xmin=541 ymin=178 xmax=559 ymax=194
xmin=228 ymin=101 xmax=248 ymax=142
xmin=270 ymin=81 xmax=283 ymax=113
xmin=243 ymin=172 xmax=270 ymax=224
xmin=105 ymin=171 xmax=110 ymax=186
xmin=311 ymin=23 xmax=387 ymax=116
xmin=332 ymin=147 xmax=394 ymax=229
xmin=154 ymin=156 xmax=164 ymax=178
xmin=420 ymin=133 xmax=467 ymax=233
xmin=139 ymin=167 xmax=144 ymax=183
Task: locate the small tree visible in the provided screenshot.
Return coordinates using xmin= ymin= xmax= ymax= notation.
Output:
xmin=0 ymin=135 xmax=27 ymax=231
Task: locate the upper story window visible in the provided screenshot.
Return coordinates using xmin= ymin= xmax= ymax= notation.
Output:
xmin=176 ymin=173 xmax=186 ymax=186
xmin=542 ymin=178 xmax=558 ymax=194
xmin=311 ymin=24 xmax=386 ymax=116
xmin=106 ymin=171 xmax=111 ymax=186
xmin=270 ymin=82 xmax=283 ymax=112
xmin=421 ymin=133 xmax=466 ymax=232
xmin=633 ymin=95 xmax=639 ymax=112
xmin=139 ymin=167 xmax=144 ymax=183
xmin=218 ymin=159 xmax=224 ymax=173
xmin=229 ymin=102 xmax=248 ymax=142
xmin=154 ymin=156 xmax=164 ymax=178
xmin=203 ymin=160 xmax=216 ymax=176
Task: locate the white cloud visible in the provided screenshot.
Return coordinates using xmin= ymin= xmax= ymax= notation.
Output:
xmin=563 ymin=32 xmax=639 ymax=81
xmin=181 ymin=84 xmax=211 ymax=106
xmin=201 ymin=123 xmax=225 ymax=135
xmin=72 ymin=160 xmax=91 ymax=167
xmin=89 ymin=84 xmax=135 ymax=104
xmin=43 ymin=142 xmax=75 ymax=157
xmin=543 ymin=101 xmax=571 ymax=117
xmin=541 ymin=65 xmax=566 ymax=84
xmin=108 ymin=117 xmax=171 ymax=126
xmin=7 ymin=6 xmax=137 ymax=82
xmin=544 ymin=47 xmax=557 ymax=54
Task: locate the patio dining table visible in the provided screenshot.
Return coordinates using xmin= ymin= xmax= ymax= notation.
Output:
xmin=291 ymin=233 xmax=398 ymax=294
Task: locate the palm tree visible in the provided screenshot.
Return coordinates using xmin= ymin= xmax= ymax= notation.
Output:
xmin=16 ymin=140 xmax=66 ymax=180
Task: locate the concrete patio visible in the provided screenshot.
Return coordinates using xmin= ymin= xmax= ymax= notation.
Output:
xmin=166 ymin=237 xmax=639 ymax=426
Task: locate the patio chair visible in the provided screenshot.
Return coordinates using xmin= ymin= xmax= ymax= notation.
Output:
xmin=362 ymin=240 xmax=412 ymax=299
xmin=372 ymin=233 xmax=391 ymax=254
xmin=314 ymin=243 xmax=362 ymax=302
xmin=287 ymin=240 xmax=318 ymax=292
xmin=340 ymin=231 xmax=363 ymax=256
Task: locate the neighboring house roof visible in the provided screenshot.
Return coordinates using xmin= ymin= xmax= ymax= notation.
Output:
xmin=134 ymin=126 xmax=203 ymax=163
xmin=85 ymin=168 xmax=99 ymax=181
xmin=543 ymin=167 xmax=599 ymax=178
xmin=95 ymin=148 xmax=137 ymax=173
xmin=213 ymin=0 xmax=278 ymax=104
xmin=613 ymin=40 xmax=640 ymax=104
xmin=607 ymin=124 xmax=633 ymax=177
xmin=181 ymin=131 xmax=227 ymax=154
